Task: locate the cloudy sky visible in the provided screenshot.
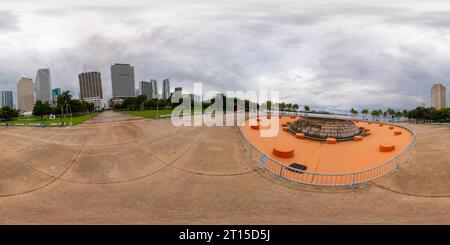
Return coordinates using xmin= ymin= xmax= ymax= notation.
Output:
xmin=1 ymin=0 xmax=450 ymax=111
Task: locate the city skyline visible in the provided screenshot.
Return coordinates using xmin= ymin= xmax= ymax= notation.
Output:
xmin=1 ymin=0 xmax=450 ymax=110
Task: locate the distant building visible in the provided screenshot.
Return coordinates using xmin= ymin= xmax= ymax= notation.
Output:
xmin=151 ymin=79 xmax=158 ymax=99
xmin=139 ymin=81 xmax=153 ymax=99
xmin=35 ymin=68 xmax=52 ymax=103
xmin=52 ymin=88 xmax=61 ymax=104
xmin=174 ymin=87 xmax=182 ymax=92
xmin=162 ymin=79 xmax=170 ymax=99
xmin=79 ymin=71 xmax=103 ymax=109
xmin=0 ymin=91 xmax=13 ymax=108
xmin=431 ymin=83 xmax=447 ymax=110
xmin=17 ymin=77 xmax=35 ymax=113
xmin=111 ymin=64 xmax=135 ymax=98
xmin=189 ymin=93 xmax=201 ymax=103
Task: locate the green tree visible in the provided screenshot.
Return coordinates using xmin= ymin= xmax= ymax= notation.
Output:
xmin=57 ymin=90 xmax=72 ymax=117
xmin=33 ymin=101 xmax=51 ymax=119
xmin=0 ymin=106 xmax=19 ymax=121
xmin=350 ymin=108 xmax=358 ymax=118
xmin=361 ymin=109 xmax=369 ymax=120
xmin=279 ymin=102 xmax=286 ymax=115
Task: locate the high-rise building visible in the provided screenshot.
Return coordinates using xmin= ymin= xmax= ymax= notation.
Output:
xmin=17 ymin=77 xmax=35 ymax=112
xmin=52 ymin=88 xmax=61 ymax=104
xmin=174 ymin=87 xmax=182 ymax=92
xmin=431 ymin=83 xmax=447 ymax=110
xmin=162 ymin=79 xmax=170 ymax=99
xmin=151 ymin=79 xmax=158 ymax=99
xmin=0 ymin=91 xmax=13 ymax=108
xmin=79 ymin=71 xmax=103 ymax=109
xmin=139 ymin=81 xmax=153 ymax=99
xmin=111 ymin=64 xmax=135 ymax=98
xmin=35 ymin=68 xmax=52 ymax=103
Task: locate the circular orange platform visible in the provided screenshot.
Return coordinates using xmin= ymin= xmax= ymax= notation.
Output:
xmin=239 ymin=117 xmax=414 ymax=186
xmin=273 ymin=145 xmax=295 ymax=158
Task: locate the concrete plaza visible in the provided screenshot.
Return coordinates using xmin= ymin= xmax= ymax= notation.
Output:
xmin=0 ymin=111 xmax=449 ymax=224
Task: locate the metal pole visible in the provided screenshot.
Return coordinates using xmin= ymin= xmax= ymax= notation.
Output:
xmin=156 ymin=99 xmax=159 ymax=119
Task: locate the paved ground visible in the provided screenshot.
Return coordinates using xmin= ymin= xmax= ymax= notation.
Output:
xmin=0 ymin=111 xmax=449 ymax=224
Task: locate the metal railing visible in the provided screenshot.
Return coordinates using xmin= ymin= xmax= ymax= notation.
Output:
xmin=237 ymin=114 xmax=416 ymax=187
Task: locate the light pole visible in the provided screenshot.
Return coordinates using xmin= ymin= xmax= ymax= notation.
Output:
xmin=156 ymin=99 xmax=159 ymax=119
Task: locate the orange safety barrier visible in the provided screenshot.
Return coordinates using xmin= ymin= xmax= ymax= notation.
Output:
xmin=389 ymin=126 xmax=394 ymax=130
xmin=250 ymin=124 xmax=260 ymax=130
xmin=394 ymin=131 xmax=402 ymax=135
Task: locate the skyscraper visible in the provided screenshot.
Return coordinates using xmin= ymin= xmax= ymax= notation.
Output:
xmin=162 ymin=79 xmax=170 ymax=99
xmin=0 ymin=91 xmax=13 ymax=108
xmin=111 ymin=64 xmax=135 ymax=98
xmin=79 ymin=71 xmax=103 ymax=109
xmin=17 ymin=77 xmax=35 ymax=112
xmin=139 ymin=81 xmax=153 ymax=99
xmin=52 ymin=88 xmax=61 ymax=104
xmin=35 ymin=68 xmax=52 ymax=103
xmin=151 ymin=79 xmax=158 ymax=99
xmin=431 ymin=83 xmax=447 ymax=110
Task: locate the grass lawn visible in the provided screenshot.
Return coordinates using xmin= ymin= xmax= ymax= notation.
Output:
xmin=1 ymin=113 xmax=100 ymax=126
xmin=120 ymin=109 xmax=204 ymax=119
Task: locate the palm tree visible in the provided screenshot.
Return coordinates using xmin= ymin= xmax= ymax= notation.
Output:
xmin=350 ymin=108 xmax=358 ymax=119
xmin=279 ymin=102 xmax=286 ymax=115
xmin=304 ymin=105 xmax=310 ymax=117
xmin=57 ymin=90 xmax=72 ymax=118
xmin=292 ymin=104 xmax=299 ymax=113
xmin=386 ymin=108 xmax=396 ymax=122
xmin=286 ymin=103 xmax=292 ymax=112
xmin=361 ymin=109 xmax=369 ymax=120
xmin=371 ymin=109 xmax=380 ymax=121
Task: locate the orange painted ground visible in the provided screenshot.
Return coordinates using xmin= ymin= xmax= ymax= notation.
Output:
xmin=240 ymin=116 xmax=414 ymax=176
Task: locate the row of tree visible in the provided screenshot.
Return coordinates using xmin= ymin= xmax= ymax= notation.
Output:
xmin=349 ymin=107 xmax=450 ymax=122
xmin=0 ymin=106 xmax=20 ymax=121
xmin=32 ymin=90 xmax=95 ymax=119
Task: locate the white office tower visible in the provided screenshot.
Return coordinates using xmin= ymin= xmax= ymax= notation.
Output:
xmin=139 ymin=81 xmax=153 ymax=99
xmin=150 ymin=79 xmax=158 ymax=99
xmin=162 ymin=79 xmax=170 ymax=99
xmin=35 ymin=68 xmax=52 ymax=103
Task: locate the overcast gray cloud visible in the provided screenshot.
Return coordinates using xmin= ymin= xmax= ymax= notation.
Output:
xmin=1 ymin=0 xmax=450 ymax=110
